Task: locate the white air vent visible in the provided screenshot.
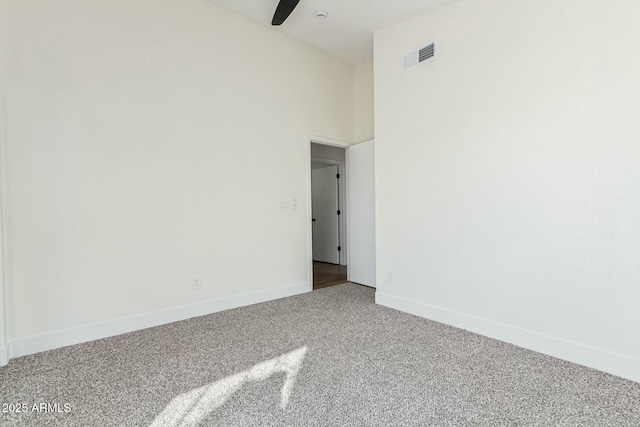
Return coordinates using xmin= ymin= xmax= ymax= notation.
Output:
xmin=403 ymin=42 xmax=436 ymax=70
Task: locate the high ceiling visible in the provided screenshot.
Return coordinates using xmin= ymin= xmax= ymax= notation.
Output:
xmin=206 ymin=0 xmax=461 ymax=64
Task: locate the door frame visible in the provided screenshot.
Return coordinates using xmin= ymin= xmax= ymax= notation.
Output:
xmin=306 ymin=135 xmax=351 ymax=291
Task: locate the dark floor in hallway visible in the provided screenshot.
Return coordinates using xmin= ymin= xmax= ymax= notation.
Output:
xmin=313 ymin=261 xmax=347 ymax=290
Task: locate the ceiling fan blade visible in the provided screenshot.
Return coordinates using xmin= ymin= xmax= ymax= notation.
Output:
xmin=272 ymin=0 xmax=300 ymax=26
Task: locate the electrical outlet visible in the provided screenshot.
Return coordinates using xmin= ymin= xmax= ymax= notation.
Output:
xmin=192 ymin=278 xmax=201 ymax=290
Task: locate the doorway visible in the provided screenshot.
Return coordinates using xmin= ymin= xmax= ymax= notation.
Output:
xmin=307 ymin=136 xmax=376 ymax=291
xmin=310 ymin=142 xmax=347 ymax=290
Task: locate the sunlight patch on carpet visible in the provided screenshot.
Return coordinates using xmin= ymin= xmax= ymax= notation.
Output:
xmin=149 ymin=347 xmax=308 ymax=427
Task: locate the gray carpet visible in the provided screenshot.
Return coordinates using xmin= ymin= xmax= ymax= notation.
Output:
xmin=1 ymin=284 xmax=639 ymax=426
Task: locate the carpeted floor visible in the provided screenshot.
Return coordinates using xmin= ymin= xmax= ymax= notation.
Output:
xmin=1 ymin=283 xmax=639 ymax=426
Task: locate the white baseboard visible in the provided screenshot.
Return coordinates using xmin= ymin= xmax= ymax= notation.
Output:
xmin=376 ymin=292 xmax=640 ymax=384
xmin=0 ymin=346 xmax=8 ymax=367
xmin=6 ymin=282 xmax=310 ymax=363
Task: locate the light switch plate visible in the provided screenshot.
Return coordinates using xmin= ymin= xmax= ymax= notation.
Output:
xmin=278 ymin=200 xmax=290 ymax=210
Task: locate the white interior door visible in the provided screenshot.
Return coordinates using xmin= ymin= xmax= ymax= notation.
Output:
xmin=347 ymin=140 xmax=376 ymax=288
xmin=312 ymin=165 xmax=340 ymax=264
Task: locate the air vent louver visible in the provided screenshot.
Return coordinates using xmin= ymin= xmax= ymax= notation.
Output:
xmin=419 ymin=43 xmax=435 ymax=62
xmin=404 ymin=42 xmax=436 ymax=70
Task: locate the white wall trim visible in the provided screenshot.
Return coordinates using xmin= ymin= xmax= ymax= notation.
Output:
xmin=307 ymin=134 xmax=351 ymax=149
xmin=0 ymin=74 xmax=8 ymax=365
xmin=0 ymin=346 xmax=7 ymax=367
xmin=5 ymin=282 xmax=309 ymax=363
xmin=376 ymin=292 xmax=640 ymax=384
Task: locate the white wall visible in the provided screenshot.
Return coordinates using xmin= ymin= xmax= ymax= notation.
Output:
xmin=374 ymin=0 xmax=640 ymax=381
xmin=354 ymin=62 xmax=374 ymax=143
xmin=0 ymin=0 xmax=354 ymax=349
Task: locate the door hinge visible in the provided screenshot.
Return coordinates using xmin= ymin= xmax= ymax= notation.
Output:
xmin=336 ymin=173 xmax=340 ymax=179
xmin=337 ymin=210 xmax=341 ymax=215
xmin=338 ymin=246 xmax=342 ymax=251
